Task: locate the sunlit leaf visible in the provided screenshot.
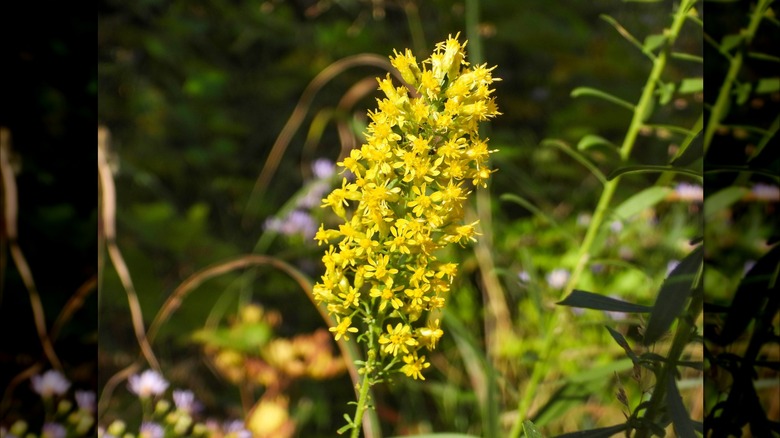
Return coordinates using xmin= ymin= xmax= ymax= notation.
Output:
xmin=720 ymin=34 xmax=744 ymax=52
xmin=643 ymin=246 xmax=702 ymax=345
xmin=678 ymin=78 xmax=703 ymax=94
xmin=523 ymin=420 xmax=544 ymax=438
xmin=734 ymin=82 xmax=752 ymax=105
xmin=568 ymin=357 xmax=635 ymax=383
xmin=558 ymin=290 xmax=652 ymax=313
xmin=643 ymin=33 xmax=668 ymax=53
xmin=613 ymin=186 xmax=673 ymax=221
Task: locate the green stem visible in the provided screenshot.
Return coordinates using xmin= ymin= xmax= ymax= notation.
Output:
xmin=350 ymin=351 xmax=376 ymax=438
xmin=509 ymin=3 xmax=694 ymax=436
xmin=703 ymin=0 xmax=771 ymax=153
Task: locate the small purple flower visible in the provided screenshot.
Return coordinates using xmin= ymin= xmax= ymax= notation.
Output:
xmin=139 ymin=422 xmax=164 ymax=438
xmin=751 ymin=183 xmax=779 ymax=202
xmin=31 ymin=370 xmax=70 ymax=398
xmin=173 ymin=389 xmax=201 ymax=414
xmin=674 ymin=183 xmax=703 ymax=202
xmin=577 ymin=213 xmax=591 ymax=227
xmin=223 ymin=419 xmax=252 ymax=438
xmin=75 ymin=390 xmax=96 ymax=412
xmin=311 ymin=158 xmax=335 ymax=179
xmin=285 ymin=210 xmax=318 ymax=239
xmin=609 ymin=220 xmax=623 ymax=233
xmin=517 ymin=270 xmax=530 ymax=284
xmin=546 ymin=269 xmax=570 ymax=290
xmin=128 ymin=370 xmax=169 ymax=398
xmin=41 ymin=422 xmax=66 ymax=438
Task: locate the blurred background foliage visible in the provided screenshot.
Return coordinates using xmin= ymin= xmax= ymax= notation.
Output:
xmin=94 ymin=0 xmax=715 ymax=435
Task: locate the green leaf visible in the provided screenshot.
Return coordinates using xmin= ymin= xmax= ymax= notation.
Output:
xmin=613 ymin=186 xmax=673 ymax=221
xmin=607 ymin=165 xmax=702 ymax=181
xmin=720 ymin=34 xmax=744 ymax=53
xmin=748 ymin=52 xmax=780 ymax=63
xmin=643 ymin=34 xmax=668 ymax=53
xmin=671 ymin=52 xmax=703 ymax=63
xmin=600 ymin=15 xmax=646 ymax=56
xmin=715 ymin=244 xmax=780 ymax=345
xmin=755 ymin=78 xmax=780 ymax=94
xmin=643 ymin=246 xmax=703 ymax=345
xmin=576 ymin=134 xmax=617 ymax=152
xmin=671 ymin=115 xmax=703 ymax=166
xmin=542 ymin=139 xmax=607 ymax=185
xmin=678 ymin=78 xmax=703 ymax=94
xmin=657 ymin=82 xmax=676 ymax=105
xmin=703 ymin=186 xmax=749 ymax=218
xmin=523 ymin=420 xmax=544 ymax=438
xmin=556 ymin=423 xmax=628 ymax=437
xmin=604 ymin=327 xmax=640 ymax=363
xmin=734 ymin=82 xmax=752 ymax=105
xmin=558 ymin=290 xmax=653 ymax=313
xmin=571 ymin=87 xmax=635 ymax=111
xmin=666 ymin=377 xmax=697 ymax=438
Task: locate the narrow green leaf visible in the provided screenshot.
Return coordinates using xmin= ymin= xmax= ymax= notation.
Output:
xmin=568 ymin=358 xmax=634 ymax=383
xmin=607 ymin=165 xmax=702 ymax=181
xmin=643 ymin=246 xmax=703 ymax=345
xmin=703 ymin=186 xmax=749 ymax=218
xmin=613 ymin=186 xmax=673 ymax=221
xmin=671 ymin=52 xmax=703 ymax=63
xmin=577 ymin=134 xmax=617 ymax=152
xmin=500 ymin=194 xmax=562 ymax=228
xmin=755 ymin=78 xmax=780 ymax=94
xmin=678 ymin=78 xmax=703 ymax=94
xmin=558 ymin=290 xmax=653 ymax=313
xmin=604 ymin=327 xmax=640 ymax=363
xmin=522 ymin=420 xmax=544 ymax=438
xmin=716 ymin=244 xmax=780 ymax=345
xmin=748 ymin=114 xmax=779 ymax=162
xmin=705 ymin=165 xmax=780 ymax=180
xmin=556 ymin=423 xmax=628 ymax=438
xmin=643 ymin=34 xmax=668 ymax=53
xmin=666 ymin=377 xmax=697 ymax=438
xmin=671 ymin=115 xmax=703 ymax=165
xmin=599 ymin=15 xmax=646 ymax=56
xmin=571 ymin=87 xmax=635 ymax=111
xmin=542 ymin=139 xmax=607 ymax=185
xmin=748 ymin=52 xmax=780 ymax=63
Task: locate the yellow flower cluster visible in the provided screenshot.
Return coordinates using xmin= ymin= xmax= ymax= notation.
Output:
xmin=314 ymin=35 xmax=500 ymax=380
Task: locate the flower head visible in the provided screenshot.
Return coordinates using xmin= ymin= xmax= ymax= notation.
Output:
xmin=316 ymin=35 xmax=499 ymax=381
xmin=128 ymin=369 xmax=169 ymax=398
xmin=31 ymin=370 xmax=70 ymax=399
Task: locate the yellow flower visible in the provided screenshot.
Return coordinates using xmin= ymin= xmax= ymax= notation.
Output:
xmin=419 ymin=319 xmax=444 ymax=350
xmin=329 ymin=316 xmax=358 ymax=341
xmin=378 ymin=323 xmax=417 ymax=356
xmin=401 ymin=354 xmax=431 ymax=380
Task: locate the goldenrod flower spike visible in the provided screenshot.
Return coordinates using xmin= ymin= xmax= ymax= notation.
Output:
xmin=315 ymin=35 xmax=500 ymax=387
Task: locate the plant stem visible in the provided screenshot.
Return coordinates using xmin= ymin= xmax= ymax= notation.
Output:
xmin=350 ymin=353 xmax=375 ymax=438
xmin=509 ymin=3 xmax=694 ymax=436
xmin=703 ymin=0 xmax=771 ymax=153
